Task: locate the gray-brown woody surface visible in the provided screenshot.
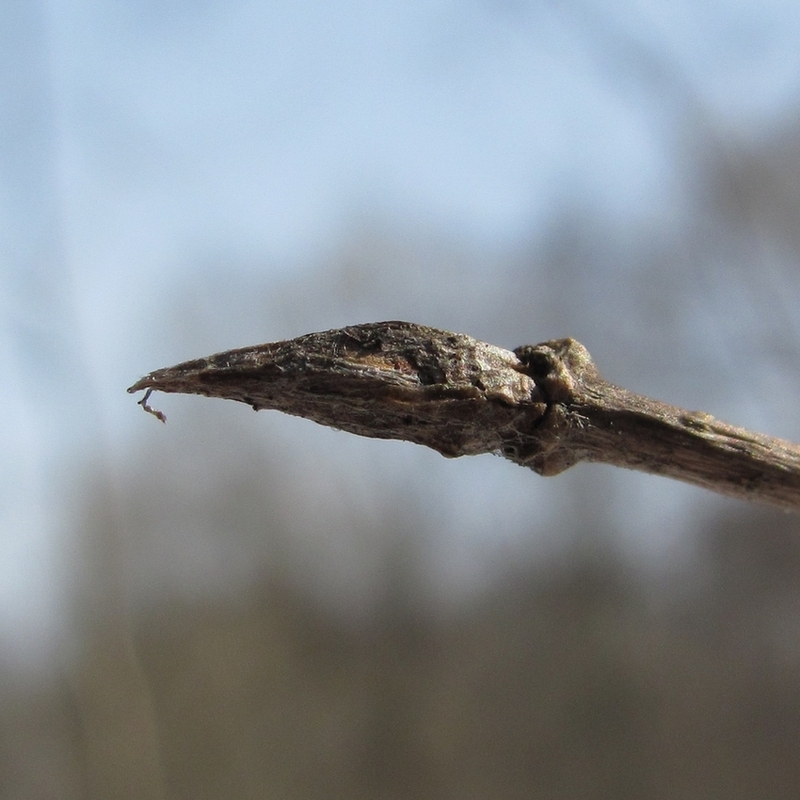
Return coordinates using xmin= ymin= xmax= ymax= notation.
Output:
xmin=128 ymin=321 xmax=800 ymax=512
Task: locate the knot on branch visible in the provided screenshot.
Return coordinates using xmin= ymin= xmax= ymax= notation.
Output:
xmin=513 ymin=338 xmax=597 ymax=404
xmin=509 ymin=339 xmax=602 ymax=477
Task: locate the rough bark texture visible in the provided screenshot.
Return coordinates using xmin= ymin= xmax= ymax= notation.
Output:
xmin=128 ymin=321 xmax=800 ymax=512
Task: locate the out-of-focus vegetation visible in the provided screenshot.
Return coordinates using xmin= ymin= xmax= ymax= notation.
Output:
xmin=3 ymin=472 xmax=800 ymax=799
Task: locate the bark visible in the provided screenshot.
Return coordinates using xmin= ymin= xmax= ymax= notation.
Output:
xmin=128 ymin=321 xmax=800 ymax=512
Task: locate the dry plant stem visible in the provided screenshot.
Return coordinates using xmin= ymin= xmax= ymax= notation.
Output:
xmin=138 ymin=389 xmax=166 ymax=423
xmin=128 ymin=321 xmax=800 ymax=512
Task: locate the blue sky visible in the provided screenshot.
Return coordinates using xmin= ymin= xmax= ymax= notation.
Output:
xmin=3 ymin=0 xmax=800 ymax=666
xmin=35 ymin=0 xmax=800 ymax=273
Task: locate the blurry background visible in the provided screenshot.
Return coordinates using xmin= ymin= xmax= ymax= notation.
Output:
xmin=4 ymin=0 xmax=800 ymax=797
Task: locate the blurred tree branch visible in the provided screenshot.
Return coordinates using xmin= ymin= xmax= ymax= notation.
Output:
xmin=128 ymin=321 xmax=800 ymax=512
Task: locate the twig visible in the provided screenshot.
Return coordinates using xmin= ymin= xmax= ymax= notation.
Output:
xmin=128 ymin=321 xmax=800 ymax=512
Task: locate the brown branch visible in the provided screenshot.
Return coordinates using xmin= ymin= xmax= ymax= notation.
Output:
xmin=128 ymin=321 xmax=800 ymax=512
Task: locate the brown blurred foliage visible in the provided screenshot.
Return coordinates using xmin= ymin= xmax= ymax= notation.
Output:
xmin=3 ymin=499 xmax=800 ymax=799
